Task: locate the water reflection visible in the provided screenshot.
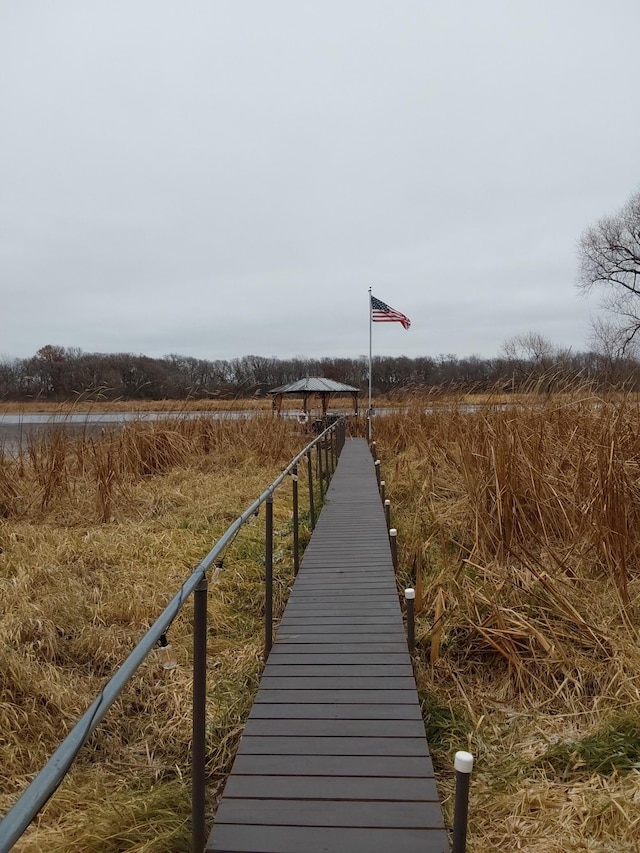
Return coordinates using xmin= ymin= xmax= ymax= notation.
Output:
xmin=0 ymin=409 xmax=353 ymax=455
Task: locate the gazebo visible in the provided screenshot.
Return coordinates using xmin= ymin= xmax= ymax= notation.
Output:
xmin=268 ymin=377 xmax=360 ymax=418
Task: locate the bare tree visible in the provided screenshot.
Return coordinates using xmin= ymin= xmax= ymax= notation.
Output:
xmin=501 ymin=331 xmax=557 ymax=367
xmin=578 ymin=189 xmax=640 ymax=353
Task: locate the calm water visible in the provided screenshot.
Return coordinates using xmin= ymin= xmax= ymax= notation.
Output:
xmin=0 ymin=410 xmax=261 ymax=455
xmin=0 ymin=404 xmax=495 ymax=456
xmin=0 ymin=409 xmax=359 ymax=455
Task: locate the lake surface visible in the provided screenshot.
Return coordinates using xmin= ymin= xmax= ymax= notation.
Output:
xmin=0 ymin=409 xmax=357 ymax=455
xmin=0 ymin=404 xmax=497 ymax=456
xmin=0 ymin=410 xmax=262 ymax=455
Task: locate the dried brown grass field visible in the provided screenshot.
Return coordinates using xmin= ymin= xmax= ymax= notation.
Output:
xmin=0 ymin=415 xmax=308 ymax=852
xmin=3 ymin=397 xmax=640 ymax=851
xmin=373 ymin=392 xmax=640 ymax=852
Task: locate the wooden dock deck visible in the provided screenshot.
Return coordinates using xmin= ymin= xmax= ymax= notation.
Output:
xmin=205 ymin=438 xmax=448 ymax=853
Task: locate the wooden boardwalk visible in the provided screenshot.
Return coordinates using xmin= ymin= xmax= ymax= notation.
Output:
xmin=205 ymin=438 xmax=448 ymax=853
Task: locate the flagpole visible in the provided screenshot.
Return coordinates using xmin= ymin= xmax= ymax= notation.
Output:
xmin=368 ymin=287 xmax=372 ymax=442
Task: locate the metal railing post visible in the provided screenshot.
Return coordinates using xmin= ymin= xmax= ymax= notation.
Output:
xmin=324 ymin=433 xmax=330 ymax=483
xmin=317 ymin=442 xmax=324 ymax=502
xmin=307 ymin=449 xmax=315 ymax=530
xmin=452 ymin=751 xmax=474 ymax=853
xmin=389 ymin=527 xmax=398 ymax=569
xmin=265 ymin=494 xmax=273 ymax=659
xmin=292 ymin=464 xmax=299 ymax=576
xmin=405 ymin=587 xmax=415 ymax=654
xmin=192 ymin=575 xmax=208 ymax=853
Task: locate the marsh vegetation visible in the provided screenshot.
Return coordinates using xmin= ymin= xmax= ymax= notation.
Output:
xmin=2 ymin=394 xmax=640 ymax=851
xmin=374 ymin=391 xmax=640 ymax=851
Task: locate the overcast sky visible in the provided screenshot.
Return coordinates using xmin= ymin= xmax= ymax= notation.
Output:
xmin=2 ymin=0 xmax=639 ymax=362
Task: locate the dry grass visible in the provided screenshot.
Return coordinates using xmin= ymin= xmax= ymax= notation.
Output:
xmin=0 ymin=395 xmax=361 ymax=415
xmin=0 ymin=415 xmax=314 ymax=852
xmin=373 ymin=392 xmax=640 ymax=851
xmin=0 ymin=398 xmax=273 ymax=414
xmin=7 ymin=395 xmax=640 ymax=851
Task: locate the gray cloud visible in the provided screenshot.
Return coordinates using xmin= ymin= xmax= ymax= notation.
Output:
xmin=1 ymin=0 xmax=638 ymax=361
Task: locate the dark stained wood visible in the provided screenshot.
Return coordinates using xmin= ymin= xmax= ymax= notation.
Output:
xmin=263 ymin=664 xmax=414 ymax=677
xmin=247 ymin=703 xmax=423 ymax=720
xmin=255 ymin=689 xmax=416 ymax=704
xmin=281 ymin=606 xmax=400 ymax=616
xmin=264 ymin=653 xmax=410 ymax=665
xmin=223 ymin=775 xmax=440 ymax=801
xmin=215 ymin=799 xmax=444 ymax=827
xmin=236 ymin=736 xmax=429 ymax=757
xmin=230 ymin=754 xmax=436 ymax=777
xmin=278 ymin=616 xmax=401 ymax=625
xmin=241 ymin=718 xmax=427 ymax=737
xmin=272 ymin=633 xmax=406 ymax=644
xmin=208 ymin=825 xmax=449 ymax=853
xmin=258 ymin=676 xmax=416 ymax=689
xmin=268 ymin=642 xmax=409 ymax=653
xmin=205 ymin=439 xmax=446 ymax=853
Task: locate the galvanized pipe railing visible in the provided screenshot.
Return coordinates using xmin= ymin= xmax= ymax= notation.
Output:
xmin=0 ymin=417 xmax=346 ymax=853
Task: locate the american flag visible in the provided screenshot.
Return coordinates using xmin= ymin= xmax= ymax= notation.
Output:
xmin=371 ymin=295 xmax=411 ymax=330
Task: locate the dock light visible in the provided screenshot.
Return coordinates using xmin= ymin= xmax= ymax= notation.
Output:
xmin=452 ymin=750 xmax=474 ymax=853
xmin=158 ymin=633 xmax=178 ymax=670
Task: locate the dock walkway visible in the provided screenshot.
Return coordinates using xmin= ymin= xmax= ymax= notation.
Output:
xmin=205 ymin=438 xmax=448 ymax=853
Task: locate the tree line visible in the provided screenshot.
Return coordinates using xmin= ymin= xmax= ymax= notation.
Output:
xmin=1 ymin=339 xmax=640 ymax=402
xmin=4 ymin=186 xmax=640 ymax=402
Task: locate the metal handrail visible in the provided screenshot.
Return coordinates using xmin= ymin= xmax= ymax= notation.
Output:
xmin=0 ymin=417 xmax=347 ymax=853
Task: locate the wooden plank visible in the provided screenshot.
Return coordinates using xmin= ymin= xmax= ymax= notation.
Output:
xmin=241 ymin=719 xmax=426 ymax=738
xmin=247 ymin=703 xmax=423 ymax=721
xmin=297 ymin=565 xmax=393 ymax=572
xmin=259 ymin=676 xmax=416 ymax=690
xmin=287 ymin=595 xmax=395 ymax=603
xmin=215 ymin=799 xmax=445 ymax=828
xmin=283 ymin=601 xmax=401 ymax=619
xmin=264 ymin=654 xmax=410 ymax=665
xmin=291 ymin=582 xmax=397 ymax=591
xmin=236 ymin=736 xmax=429 ymax=757
xmin=222 ymin=775 xmax=440 ymax=801
xmin=256 ymin=687 xmax=418 ymax=705
xmin=229 ymin=754 xmax=435 ymax=777
xmin=279 ymin=617 xmax=401 ymax=626
xmin=206 ymin=439 xmax=445 ymax=853
xmin=267 ymin=643 xmax=409 ymax=654
xmin=276 ymin=624 xmax=405 ymax=636
xmin=207 ymin=825 xmax=449 ymax=853
xmin=273 ymin=633 xmax=407 ymax=644
xmin=263 ymin=665 xmax=414 ymax=677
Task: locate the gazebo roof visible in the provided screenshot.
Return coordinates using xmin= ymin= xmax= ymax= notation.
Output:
xmin=268 ymin=377 xmax=360 ymax=395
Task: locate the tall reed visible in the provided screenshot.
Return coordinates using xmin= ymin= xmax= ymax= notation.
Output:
xmin=373 ymin=391 xmax=640 ymax=851
xmin=0 ymin=414 xmax=306 ymax=852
